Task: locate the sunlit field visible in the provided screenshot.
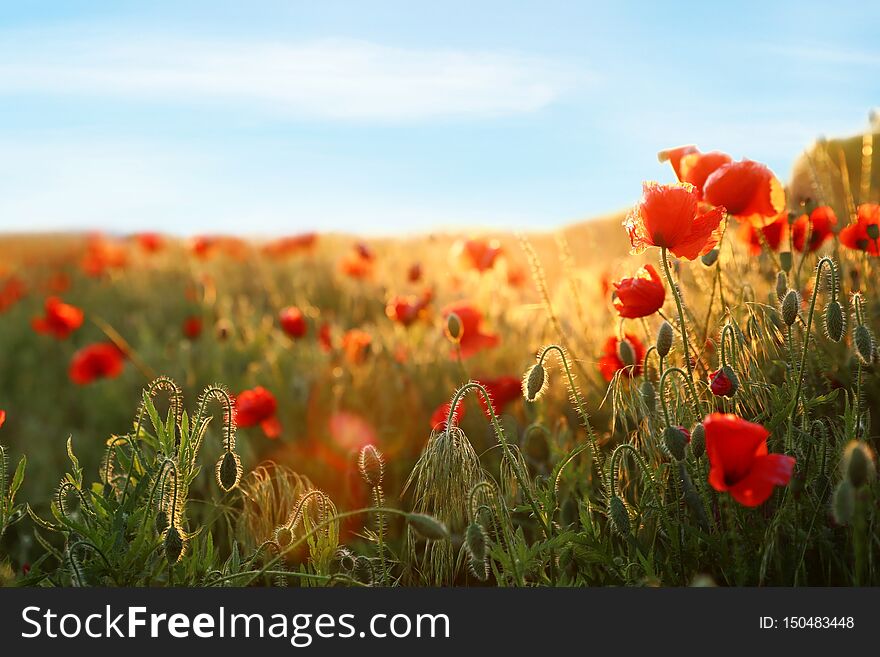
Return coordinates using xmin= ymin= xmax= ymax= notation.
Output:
xmin=1 ymin=136 xmax=878 ymax=587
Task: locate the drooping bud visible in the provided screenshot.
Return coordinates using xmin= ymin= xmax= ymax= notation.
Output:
xmin=831 ymin=480 xmax=855 ymax=525
xmin=781 ymin=290 xmax=799 ymax=326
xmin=700 ymin=249 xmax=719 ymax=267
xmin=842 ymin=441 xmax=876 ymax=489
xmin=154 ymin=509 xmax=169 ymax=534
xmin=824 ymin=300 xmax=845 ymax=342
xmin=663 ymin=425 xmax=688 ymax=461
xmin=854 ymin=325 xmax=874 ymax=364
xmin=639 ymin=380 xmax=656 ymax=410
xmin=690 ymin=423 xmax=705 ymax=459
xmin=656 ymin=321 xmax=673 ymax=358
xmin=709 ymin=365 xmax=739 ymax=397
xmin=216 ymin=450 xmax=241 ymax=492
xmin=444 ymin=312 xmax=463 ymax=344
xmin=522 ymin=362 xmax=547 ymax=402
xmin=617 ymin=338 xmax=636 ymax=367
xmin=775 ymin=272 xmax=788 ymax=302
xmin=407 ymin=513 xmax=450 ymax=541
xmin=779 ymin=251 xmax=793 ymax=273
xmin=358 ymin=444 xmax=385 ymax=487
xmin=163 ymin=524 xmax=185 ymax=564
xmin=609 ymin=496 xmax=630 ymax=535
xmin=465 ymin=522 xmax=489 ymax=580
xmin=275 ymin=526 xmax=293 ymax=547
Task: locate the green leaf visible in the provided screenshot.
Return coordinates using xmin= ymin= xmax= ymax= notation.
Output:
xmin=10 ymin=455 xmax=26 ymax=501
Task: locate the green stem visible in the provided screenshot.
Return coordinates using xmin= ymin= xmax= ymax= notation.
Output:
xmin=660 ymin=248 xmax=696 ymax=390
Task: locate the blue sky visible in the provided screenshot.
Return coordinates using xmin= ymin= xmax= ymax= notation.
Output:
xmin=0 ymin=1 xmax=877 ymax=236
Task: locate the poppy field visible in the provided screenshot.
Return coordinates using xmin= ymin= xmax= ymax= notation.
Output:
xmin=0 ymin=140 xmax=878 ymax=588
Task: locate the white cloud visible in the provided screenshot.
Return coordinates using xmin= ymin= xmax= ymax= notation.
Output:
xmin=0 ymin=30 xmax=578 ymax=120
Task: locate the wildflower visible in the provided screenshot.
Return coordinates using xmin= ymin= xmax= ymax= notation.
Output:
xmin=477 ymin=376 xmax=522 ymax=417
xmin=612 ymin=264 xmax=665 ymax=318
xmin=703 ymin=159 xmax=786 ymax=225
xmin=704 ymin=413 xmax=795 ymax=507
xmin=407 ymin=262 xmax=422 ymax=283
xmin=453 ymin=237 xmax=503 ymax=272
xmin=80 ymin=236 xmax=127 ymax=277
xmin=738 ymin=211 xmax=788 ymax=255
xmin=262 ymin=233 xmax=317 ymax=257
xmin=441 ymin=301 xmax=500 ymax=359
xmin=279 ymin=306 xmax=307 ymax=339
xmin=839 ymin=203 xmax=880 ymax=255
xmin=385 ymin=294 xmax=429 ymax=327
xmin=791 ymin=206 xmax=837 ymax=253
xmin=658 ymin=145 xmax=731 ymax=197
xmin=342 ymin=328 xmax=372 ymax=364
xmin=134 ymin=232 xmax=164 ymax=253
xmin=0 ymin=409 xmax=5 ymax=429
xmin=318 ymin=322 xmax=333 ymax=352
xmin=340 ymin=242 xmax=375 ymax=279
xmin=182 ymin=316 xmax=202 ymax=340
xmin=598 ymin=334 xmax=645 ymax=382
xmin=31 ymin=297 xmax=84 ymax=339
xmin=624 ymin=182 xmax=724 ymax=260
xmin=235 ymin=386 xmax=281 ymax=439
xmin=69 ymin=343 xmax=125 ymax=385
xmin=709 ymin=365 xmax=739 ymax=397
xmin=0 ymin=276 xmax=26 ymax=314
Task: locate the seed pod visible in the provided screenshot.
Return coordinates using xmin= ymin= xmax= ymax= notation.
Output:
xmin=216 ymin=450 xmax=241 ymax=492
xmin=609 ymin=496 xmax=630 ymax=535
xmin=444 ymin=312 xmax=463 ymax=344
xmin=639 ymin=380 xmax=656 ymax=410
xmin=842 ymin=441 xmax=876 ymax=489
xmin=617 ymin=338 xmax=636 ymax=367
xmin=275 ymin=526 xmax=293 ymax=547
xmin=154 ymin=509 xmax=169 ymax=534
xmin=656 ymin=321 xmax=674 ymax=358
xmin=701 ymin=249 xmax=719 ymax=267
xmin=775 ymin=272 xmax=788 ymax=302
xmin=663 ymin=425 xmax=687 ymax=461
xmin=854 ymin=325 xmax=874 ymax=364
xmin=690 ymin=423 xmax=705 ymax=459
xmin=779 ymin=251 xmax=793 ymax=273
xmin=164 ymin=524 xmax=185 ymax=564
xmin=824 ymin=301 xmax=845 ymax=342
xmin=831 ymin=480 xmax=855 ymax=525
xmin=407 ymin=513 xmax=450 ymax=541
xmin=358 ymin=444 xmax=384 ymax=487
xmin=522 ymin=363 xmax=547 ymax=402
xmin=781 ymin=290 xmax=799 ymax=326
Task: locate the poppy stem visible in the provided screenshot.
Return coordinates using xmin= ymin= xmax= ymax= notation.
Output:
xmin=659 ymin=248 xmax=698 ymax=401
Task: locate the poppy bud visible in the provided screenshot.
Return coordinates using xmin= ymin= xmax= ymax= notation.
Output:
xmin=854 ymin=325 xmax=874 ymax=364
xmin=779 ymin=251 xmax=793 ymax=273
xmin=465 ymin=522 xmax=489 ymax=580
xmin=663 ymin=425 xmax=688 ymax=461
xmin=352 ymin=556 xmax=374 ymax=585
xmin=609 ymin=496 xmax=630 ymax=535
xmin=781 ymin=290 xmax=799 ymax=326
xmin=701 ymin=249 xmax=719 ymax=267
xmin=444 ymin=312 xmax=463 ymax=344
xmin=709 ymin=365 xmax=739 ymax=397
xmin=832 ymin=480 xmax=855 ymax=525
xmin=275 ymin=526 xmax=293 ymax=547
xmin=164 ymin=524 xmax=184 ymax=564
xmin=775 ymin=272 xmax=788 ymax=302
xmin=824 ymin=300 xmax=845 ymax=342
xmin=522 ymin=363 xmax=547 ymax=402
xmin=358 ymin=444 xmax=384 ymax=487
xmin=690 ymin=423 xmax=705 ymax=459
xmin=407 ymin=513 xmax=450 ymax=541
xmin=639 ymin=380 xmax=656 ymax=410
xmin=867 ymin=223 xmax=880 ymax=241
xmin=216 ymin=450 xmax=241 ymax=492
xmin=842 ymin=441 xmax=876 ymax=489
xmin=656 ymin=321 xmax=673 ymax=358
xmin=617 ymin=338 xmax=636 ymax=367
xmin=155 ymin=509 xmax=169 ymax=534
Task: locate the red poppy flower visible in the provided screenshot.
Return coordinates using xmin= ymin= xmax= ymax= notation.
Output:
xmin=31 ymin=297 xmax=84 ymax=339
xmin=190 ymin=236 xmax=218 ymax=259
xmin=386 ymin=294 xmax=429 ymax=327
xmin=709 ymin=368 xmax=734 ymax=397
xmin=454 ymin=237 xmax=503 ymax=272
xmin=235 ymin=386 xmax=281 ymax=439
xmin=69 ymin=343 xmax=125 ymax=385
xmin=134 ymin=232 xmax=164 ymax=253
xmin=506 ymin=265 xmax=527 ymax=288
xmin=0 ymin=276 xmax=26 ymax=313
xmin=318 ymin=322 xmax=333 ymax=352
xmin=624 ymin=182 xmax=725 ymax=260
xmin=658 ymin=146 xmax=732 ymax=198
xmin=477 ymin=376 xmax=522 ymax=417
xmin=80 ymin=237 xmax=127 ymax=277
xmin=339 ymin=249 xmax=374 ymax=279
xmin=612 ymin=264 xmax=665 ymax=318
xmin=738 ymin=211 xmax=788 ymax=255
xmin=703 ymin=160 xmax=786 ymax=226
xmin=839 ymin=203 xmax=880 ymax=255
xmin=45 ymin=271 xmax=71 ymax=294
xmin=342 ymin=329 xmax=372 ymax=365
xmin=441 ymin=301 xmax=500 ymax=359
xmin=183 ymin=316 xmax=203 ymax=340
xmin=598 ymin=334 xmax=645 ymax=382
xmin=791 ymin=206 xmax=837 ymax=253
xmin=704 ymin=413 xmax=795 ymax=507
xmin=430 ymin=398 xmax=466 ymax=431
xmin=407 ymin=263 xmax=422 ymax=283
xmin=0 ymin=409 xmax=5 ymax=430
xmin=262 ymin=233 xmax=317 ymax=257
xmin=279 ymin=306 xmax=307 ymax=339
